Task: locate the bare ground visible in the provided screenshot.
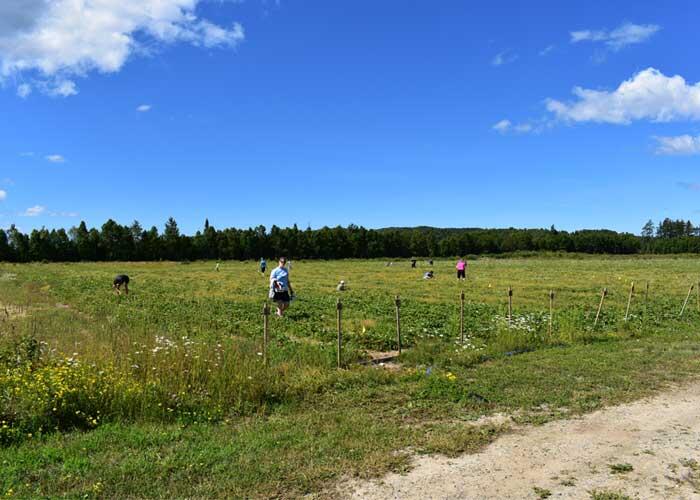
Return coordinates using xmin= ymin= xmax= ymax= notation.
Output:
xmin=344 ymin=382 xmax=700 ymax=499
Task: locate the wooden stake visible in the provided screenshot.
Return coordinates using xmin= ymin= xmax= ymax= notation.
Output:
xmin=624 ymin=282 xmax=635 ymax=322
xmin=507 ymin=286 xmax=513 ymax=327
xmin=594 ymin=288 xmax=608 ymax=328
xmin=262 ymin=302 xmax=270 ymax=367
xmin=645 ymin=281 xmax=649 ymax=307
xmin=459 ymin=290 xmax=465 ymax=344
xmin=679 ymin=284 xmax=694 ymax=318
xmin=336 ymin=298 xmax=343 ymax=368
xmin=395 ymin=295 xmax=402 ymax=354
xmin=548 ymin=290 xmax=554 ymax=337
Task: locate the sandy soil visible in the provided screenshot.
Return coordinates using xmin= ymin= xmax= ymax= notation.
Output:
xmin=345 ymin=382 xmax=700 ymax=499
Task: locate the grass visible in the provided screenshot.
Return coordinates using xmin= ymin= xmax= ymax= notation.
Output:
xmin=608 ymin=463 xmax=634 ymax=474
xmin=2 ymin=256 xmax=700 ymax=497
xmin=589 ymin=491 xmax=632 ymax=500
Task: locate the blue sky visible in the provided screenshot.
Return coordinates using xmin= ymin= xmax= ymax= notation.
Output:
xmin=1 ymin=0 xmax=699 ymax=235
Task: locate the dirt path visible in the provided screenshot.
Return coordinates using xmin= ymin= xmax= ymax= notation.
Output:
xmin=346 ymin=383 xmax=700 ymax=499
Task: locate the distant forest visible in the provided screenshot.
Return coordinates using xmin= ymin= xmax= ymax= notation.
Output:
xmin=0 ymin=217 xmax=698 ymax=262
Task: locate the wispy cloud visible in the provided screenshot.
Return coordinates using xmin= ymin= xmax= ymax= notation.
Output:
xmin=491 ymin=50 xmax=518 ymax=67
xmin=49 ymin=210 xmax=79 ymax=217
xmin=655 ymin=135 xmax=700 ymax=156
xmin=570 ymin=22 xmax=660 ymax=51
xmin=21 ymin=205 xmax=45 ymax=217
xmin=492 ymin=119 xmax=512 ymax=133
xmin=493 ymin=119 xmax=538 ymax=135
xmin=0 ymin=190 xmax=6 ymax=201
xmin=45 ymin=154 xmax=65 ymax=163
xmin=545 ymin=68 xmax=700 ymax=124
xmin=16 ymin=83 xmax=31 ymax=98
xmin=137 ymin=104 xmax=152 ymax=112
xmin=19 ymin=152 xmax=35 ymax=157
xmin=539 ymin=45 xmax=555 ymax=56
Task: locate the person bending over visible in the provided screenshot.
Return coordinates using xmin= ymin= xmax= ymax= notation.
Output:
xmin=269 ymin=257 xmax=294 ymax=316
xmin=113 ymin=274 xmax=130 ymax=295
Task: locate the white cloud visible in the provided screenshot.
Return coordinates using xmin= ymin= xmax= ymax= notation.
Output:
xmin=49 ymin=210 xmax=79 ymax=217
xmin=570 ymin=22 xmax=660 ymax=51
xmin=539 ymin=45 xmax=554 ymax=56
xmin=546 ymin=68 xmax=700 ymax=124
xmin=45 ymin=154 xmax=65 ymax=163
xmin=16 ymin=82 xmax=31 ymax=97
xmin=0 ymin=190 xmax=6 ymax=201
xmin=493 ymin=119 xmax=538 ymax=135
xmin=654 ymin=135 xmax=700 ymax=156
xmin=137 ymin=104 xmax=152 ymax=112
xmin=493 ymin=119 xmax=511 ymax=133
xmin=19 ymin=151 xmax=34 ymax=157
xmin=45 ymin=79 xmax=77 ymax=97
xmin=491 ymin=51 xmax=517 ymax=66
xmin=514 ymin=123 xmax=533 ymax=133
xmin=0 ymin=0 xmax=245 ymax=97
xmin=22 ymin=205 xmax=45 ymax=217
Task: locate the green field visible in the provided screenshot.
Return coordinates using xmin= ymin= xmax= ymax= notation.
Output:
xmin=2 ymin=256 xmax=700 ymax=498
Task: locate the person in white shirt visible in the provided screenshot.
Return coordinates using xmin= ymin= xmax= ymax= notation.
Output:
xmin=269 ymin=257 xmax=294 ymax=316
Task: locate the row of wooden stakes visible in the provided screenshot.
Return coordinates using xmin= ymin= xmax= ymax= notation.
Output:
xmin=258 ymin=282 xmax=698 ymax=368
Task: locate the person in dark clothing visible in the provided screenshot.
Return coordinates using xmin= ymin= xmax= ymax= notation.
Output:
xmin=411 ymin=259 xmax=417 ymax=268
xmin=113 ymin=274 xmax=130 ymax=295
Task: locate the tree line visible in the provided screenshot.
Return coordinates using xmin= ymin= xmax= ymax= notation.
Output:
xmin=1 ymin=217 xmax=699 ymax=262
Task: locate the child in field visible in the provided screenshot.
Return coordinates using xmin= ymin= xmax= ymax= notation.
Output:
xmin=411 ymin=259 xmax=417 ymax=268
xmin=456 ymin=258 xmax=467 ymax=280
xmin=113 ymin=274 xmax=130 ymax=295
xmin=423 ymin=270 xmax=434 ymax=280
xmin=215 ymin=262 xmax=220 ymax=272
xmin=260 ymin=258 xmax=267 ymax=274
xmin=336 ymin=280 xmax=346 ymax=291
xmin=269 ymin=257 xmax=294 ymax=316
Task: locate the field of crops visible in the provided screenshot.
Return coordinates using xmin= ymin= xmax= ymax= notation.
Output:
xmin=2 ymin=256 xmax=700 ymax=497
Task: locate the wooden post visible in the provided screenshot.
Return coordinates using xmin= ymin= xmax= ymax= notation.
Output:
xmin=697 ymin=280 xmax=700 ymax=312
xmin=336 ymin=298 xmax=343 ymax=368
xmin=679 ymin=284 xmax=694 ymax=318
xmin=645 ymin=281 xmax=649 ymax=307
xmin=459 ymin=290 xmax=465 ymax=344
xmin=395 ymin=295 xmax=402 ymax=354
xmin=624 ymin=282 xmax=635 ymax=322
xmin=262 ymin=302 xmax=270 ymax=367
xmin=507 ymin=286 xmax=513 ymax=327
xmin=548 ymin=290 xmax=554 ymax=337
xmin=594 ymin=288 xmax=607 ymax=328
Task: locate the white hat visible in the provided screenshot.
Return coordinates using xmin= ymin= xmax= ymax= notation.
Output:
xmin=340 ymin=280 xmax=345 ymax=284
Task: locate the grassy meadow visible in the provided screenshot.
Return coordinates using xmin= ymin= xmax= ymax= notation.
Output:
xmin=2 ymin=256 xmax=700 ymax=498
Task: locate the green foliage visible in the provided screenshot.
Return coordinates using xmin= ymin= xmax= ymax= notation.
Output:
xmin=5 ymin=217 xmax=700 ymax=263
xmin=608 ymin=462 xmax=634 ymax=474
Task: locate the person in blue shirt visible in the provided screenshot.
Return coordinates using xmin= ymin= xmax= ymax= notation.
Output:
xmin=260 ymin=257 xmax=267 ymax=274
xmin=269 ymin=257 xmax=294 ymax=316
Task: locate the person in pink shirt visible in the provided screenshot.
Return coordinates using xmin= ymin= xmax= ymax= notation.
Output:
xmin=456 ymin=258 xmax=467 ymax=280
